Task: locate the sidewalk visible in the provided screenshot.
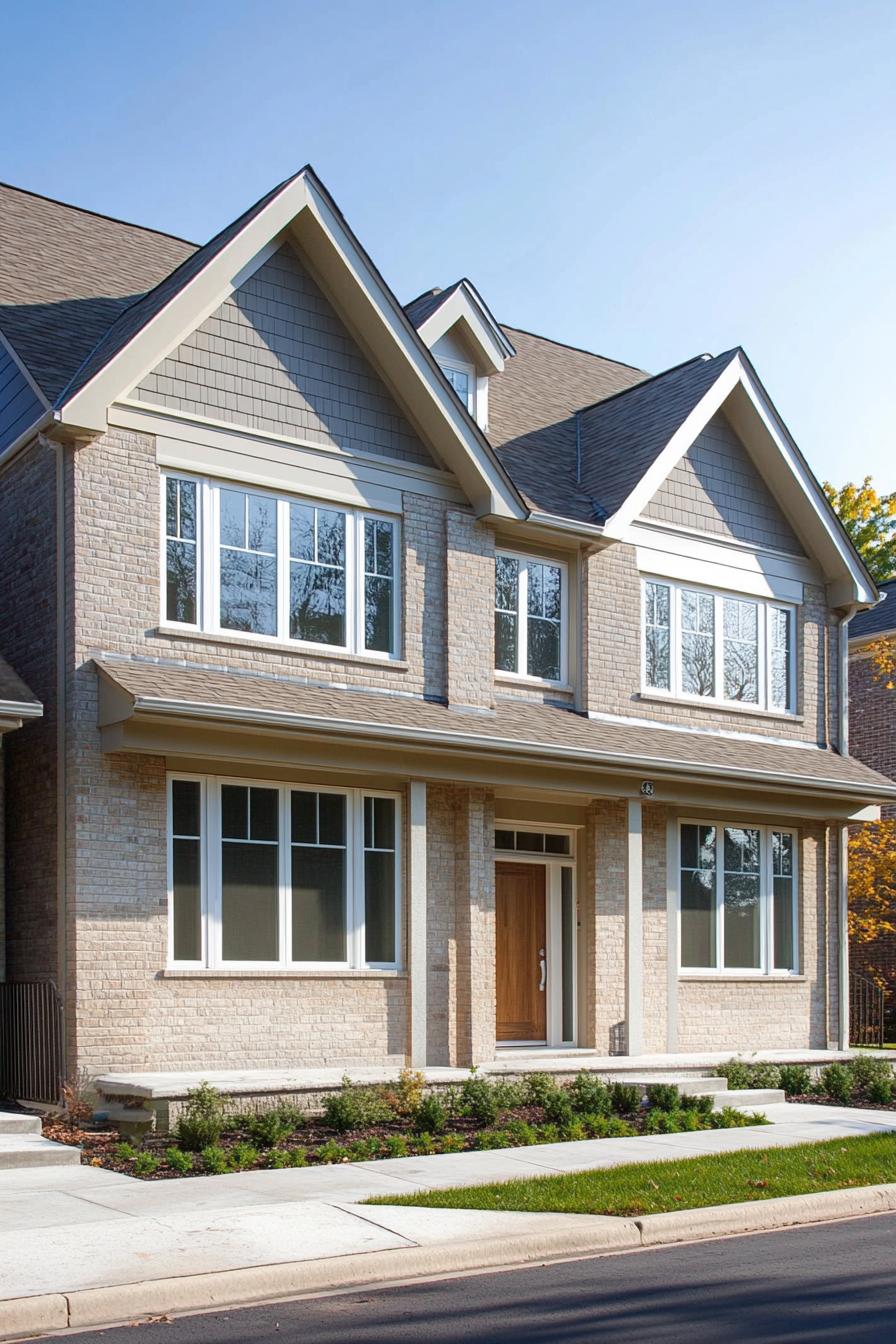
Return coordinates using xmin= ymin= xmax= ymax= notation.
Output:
xmin=1 ymin=1101 xmax=895 ymax=1339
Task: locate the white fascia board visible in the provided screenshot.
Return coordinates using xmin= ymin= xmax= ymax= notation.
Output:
xmin=627 ymin=521 xmax=818 ymax=603
xmin=299 ymin=179 xmax=524 ymax=520
xmin=418 ymin=286 xmax=510 ymax=374
xmin=0 ymin=698 xmax=42 ymax=720
xmin=601 ymin=355 xmax=742 ymax=539
xmin=58 ymin=180 xmax=312 ymax=432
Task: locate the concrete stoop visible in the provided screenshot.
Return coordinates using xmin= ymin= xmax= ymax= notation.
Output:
xmin=0 ymin=1112 xmax=80 ymax=1169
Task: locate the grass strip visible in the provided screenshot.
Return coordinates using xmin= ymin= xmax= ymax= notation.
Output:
xmin=365 ymin=1133 xmax=896 ymax=1217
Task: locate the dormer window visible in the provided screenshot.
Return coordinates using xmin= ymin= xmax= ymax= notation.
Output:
xmin=439 ymin=358 xmax=476 ymax=416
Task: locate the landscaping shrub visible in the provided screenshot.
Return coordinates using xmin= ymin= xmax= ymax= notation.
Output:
xmin=643 ymin=1109 xmax=681 ymax=1135
xmin=710 ymin=1107 xmax=768 ymax=1129
xmin=716 ymin=1059 xmax=781 ymax=1090
xmin=412 ymin=1094 xmax=447 ymax=1135
xmin=680 ymin=1093 xmax=714 ymax=1118
xmin=474 ymin=1128 xmax=512 ymax=1150
xmin=246 ymin=1104 xmax=303 ymax=1148
xmin=315 ymin=1139 xmax=351 ymax=1164
xmin=868 ymin=1077 xmax=894 ymax=1106
xmin=560 ymin=1119 xmax=587 ymax=1142
xmin=349 ymin=1137 xmax=383 ymax=1161
xmin=384 ymin=1135 xmax=410 ymax=1159
xmin=778 ymin=1065 xmax=811 ymax=1097
xmin=610 ymin=1083 xmax=641 ymax=1116
xmin=390 ymin=1068 xmax=427 ymax=1116
xmin=504 ymin=1119 xmax=539 ymax=1146
xmin=459 ymin=1074 xmax=500 ymax=1126
xmin=114 ymin=1141 xmax=137 ymax=1163
xmin=542 ymin=1089 xmax=575 ymax=1127
xmin=523 ymin=1073 xmax=561 ymax=1107
xmin=200 ymin=1145 xmax=229 ymax=1174
xmin=322 ymin=1077 xmax=395 ymax=1133
xmin=569 ymin=1072 xmax=611 ymax=1115
xmin=537 ymin=1123 xmax=561 ymax=1144
xmin=440 ymin=1134 xmax=466 ymax=1153
xmin=289 ymin=1148 xmax=308 ymax=1167
xmin=230 ymin=1142 xmax=260 ymax=1171
xmin=265 ymin=1149 xmax=292 ymax=1169
xmin=645 ymin=1083 xmax=680 ymax=1113
xmin=165 ymin=1146 xmax=194 ymax=1174
xmin=583 ymin=1114 xmax=635 ymax=1139
xmin=819 ymin=1062 xmax=853 ymax=1104
xmin=133 ymin=1151 xmax=160 ymax=1176
xmin=175 ymin=1082 xmax=226 ymax=1152
xmin=412 ymin=1133 xmax=440 ymax=1155
xmin=847 ymin=1055 xmax=894 ymax=1094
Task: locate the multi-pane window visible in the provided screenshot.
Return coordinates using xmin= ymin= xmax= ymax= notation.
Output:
xmin=494 ymin=552 xmax=566 ymax=684
xmin=679 ymin=821 xmax=797 ymax=974
xmin=168 ymin=777 xmax=401 ymax=969
xmin=162 ymin=474 xmax=400 ymax=658
xmin=642 ymin=579 xmax=795 ymax=712
xmin=439 ymin=361 xmax=475 ymax=414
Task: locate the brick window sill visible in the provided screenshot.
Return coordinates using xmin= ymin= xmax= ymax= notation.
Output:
xmin=160 ymin=968 xmax=407 ymax=980
xmin=155 ymin=624 xmax=410 ymax=672
xmin=679 ymin=974 xmax=807 ymax=984
xmin=637 ymin=692 xmax=804 ymax=724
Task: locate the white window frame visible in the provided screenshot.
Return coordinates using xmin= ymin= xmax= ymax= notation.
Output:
xmin=495 ymin=549 xmax=568 ymax=687
xmin=160 ymin=472 xmax=401 ymax=660
xmin=438 ymin=356 xmax=476 ymax=418
xmin=167 ymin=774 xmax=402 ymax=972
xmin=641 ymin=576 xmax=796 ymax=713
xmin=677 ymin=818 xmax=799 ymax=977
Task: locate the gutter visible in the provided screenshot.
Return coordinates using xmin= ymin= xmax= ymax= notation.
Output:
xmin=0 ymin=409 xmax=57 ymax=473
xmin=119 ymin=692 xmax=896 ymax=803
xmin=0 ymin=699 xmax=42 ymax=720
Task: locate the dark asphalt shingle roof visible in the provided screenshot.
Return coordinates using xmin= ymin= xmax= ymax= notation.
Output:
xmin=0 ymin=654 xmax=40 ymax=710
xmin=403 ymin=283 xmax=461 ymax=330
xmin=0 ymin=183 xmax=195 ymax=400
xmin=850 ymin=580 xmax=896 ymax=640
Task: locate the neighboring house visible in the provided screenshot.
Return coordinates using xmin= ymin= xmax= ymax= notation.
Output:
xmin=0 ymin=655 xmax=42 ymax=982
xmin=0 ymin=167 xmax=893 ymax=1089
xmin=848 ymin=579 xmax=896 ymax=1032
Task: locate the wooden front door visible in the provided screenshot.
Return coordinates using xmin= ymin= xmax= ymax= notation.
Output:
xmin=495 ymin=863 xmax=547 ymax=1042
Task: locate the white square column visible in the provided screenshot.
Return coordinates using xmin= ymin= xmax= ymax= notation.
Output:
xmin=625 ymin=798 xmax=644 ymax=1055
xmin=408 ymin=780 xmax=428 ymax=1067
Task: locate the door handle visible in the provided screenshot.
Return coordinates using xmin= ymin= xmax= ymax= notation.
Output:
xmin=538 ymin=948 xmax=546 ymax=993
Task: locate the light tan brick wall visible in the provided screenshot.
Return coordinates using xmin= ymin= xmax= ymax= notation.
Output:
xmin=453 ymin=786 xmax=496 ymax=1064
xmin=445 ymin=510 xmax=495 ymax=708
xmin=582 ymin=541 xmax=839 ymax=745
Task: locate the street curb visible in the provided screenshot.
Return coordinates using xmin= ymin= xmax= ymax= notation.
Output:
xmin=3 ymin=1184 xmax=896 ymax=1339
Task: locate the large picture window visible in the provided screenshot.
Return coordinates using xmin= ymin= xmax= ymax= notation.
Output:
xmin=495 ymin=551 xmax=567 ymax=684
xmin=161 ymin=473 xmax=400 ymax=658
xmin=167 ymin=777 xmax=401 ymax=969
xmin=679 ymin=821 xmax=797 ymax=974
xmin=642 ymin=579 xmax=795 ymax=712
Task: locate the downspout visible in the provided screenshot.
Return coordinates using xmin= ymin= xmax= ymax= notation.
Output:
xmin=836 ymin=607 xmax=857 ymax=1051
xmin=54 ymin=439 xmax=68 ymax=1069
xmin=837 ymin=608 xmax=856 ymax=755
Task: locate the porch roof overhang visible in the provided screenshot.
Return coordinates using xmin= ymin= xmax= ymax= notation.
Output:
xmin=94 ymin=656 xmax=896 ymax=817
xmin=0 ymin=658 xmax=42 ymax=734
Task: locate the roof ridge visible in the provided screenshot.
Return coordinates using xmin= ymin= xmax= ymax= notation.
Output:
xmin=576 ymin=348 xmax=739 ymax=418
xmin=0 ymin=180 xmax=198 ymax=248
xmin=499 ymin=324 xmax=647 ymax=374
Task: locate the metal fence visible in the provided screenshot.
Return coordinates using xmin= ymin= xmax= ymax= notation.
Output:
xmin=849 ymin=971 xmax=885 ymax=1049
xmin=0 ymin=980 xmax=65 ymax=1105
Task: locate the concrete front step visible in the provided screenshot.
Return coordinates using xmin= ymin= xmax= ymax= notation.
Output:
xmin=0 ymin=1134 xmax=81 ymax=1169
xmin=0 ymin=1111 xmax=42 ymax=1136
xmin=713 ymin=1088 xmax=786 ymax=1109
xmin=622 ymin=1075 xmax=730 ymax=1095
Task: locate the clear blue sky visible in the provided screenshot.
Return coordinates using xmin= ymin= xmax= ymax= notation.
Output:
xmin=4 ymin=0 xmax=895 ymax=489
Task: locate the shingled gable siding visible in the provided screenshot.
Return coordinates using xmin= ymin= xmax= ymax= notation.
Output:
xmin=582 ymin=538 xmax=840 ymax=745
xmin=0 ymin=437 xmax=58 ymax=983
xmin=133 ymin=243 xmax=436 ymax=469
xmin=641 ymin=411 xmax=805 ymax=554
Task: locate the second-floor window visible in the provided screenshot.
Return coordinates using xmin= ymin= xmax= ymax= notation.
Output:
xmin=642 ymin=578 xmax=795 ymax=713
xmin=162 ymin=474 xmax=400 ymax=658
xmin=439 ymin=358 xmax=475 ymax=416
xmin=495 ymin=551 xmax=567 ymax=684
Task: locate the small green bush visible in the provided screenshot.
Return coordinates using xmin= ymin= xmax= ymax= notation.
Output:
xmin=383 ymin=1134 xmax=410 ymax=1159
xmin=710 ymin=1107 xmax=768 ymax=1129
xmin=348 ymin=1137 xmax=383 ymax=1161
xmin=523 ymin=1073 xmax=561 ymax=1107
xmin=113 ymin=1141 xmax=137 ymax=1162
xmin=676 ymin=1108 xmax=700 ymax=1131
xmin=474 ymin=1128 xmax=512 ymax=1150
xmin=644 ymin=1109 xmax=681 ymax=1134
xmin=504 ymin=1119 xmax=539 ymax=1146
xmin=230 ymin=1142 xmax=259 ymax=1171
xmin=820 ymin=1062 xmax=854 ymax=1104
xmin=459 ymin=1075 xmax=500 ymax=1126
xmin=560 ymin=1119 xmax=587 ymax=1142
xmin=542 ymin=1089 xmax=575 ymax=1127
xmin=322 ymin=1077 xmax=395 ymax=1133
xmin=164 ymin=1146 xmax=194 ymax=1174
xmin=569 ymin=1072 xmax=611 ymax=1115
xmin=848 ymin=1055 xmax=895 ymax=1093
xmin=680 ymin=1093 xmax=714 ymax=1118
xmin=868 ymin=1077 xmax=894 ymax=1106
xmin=289 ymin=1147 xmax=308 ymax=1167
xmin=412 ymin=1094 xmax=447 ymax=1135
xmin=716 ymin=1059 xmax=781 ymax=1090
xmin=200 ymin=1145 xmax=229 ymax=1174
xmin=535 ymin=1123 xmax=560 ymax=1144
xmin=265 ymin=1148 xmax=292 ymax=1169
xmin=315 ymin=1139 xmax=351 ymax=1164
xmin=246 ymin=1104 xmax=303 ymax=1148
xmin=778 ymin=1065 xmax=811 ymax=1097
xmin=439 ymin=1133 xmax=467 ymax=1153
xmin=645 ymin=1083 xmax=680 ymax=1113
xmin=582 ymin=1113 xmax=635 ymax=1139
xmin=175 ymin=1082 xmax=226 ymax=1152
xmin=134 ymin=1151 xmax=160 ymax=1176
xmin=610 ymin=1083 xmax=641 ymax=1116
xmin=412 ymin=1133 xmax=439 ymax=1155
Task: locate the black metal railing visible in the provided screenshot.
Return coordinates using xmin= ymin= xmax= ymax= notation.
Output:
xmin=0 ymin=980 xmax=65 ymax=1104
xmin=850 ymin=971 xmax=885 ymax=1049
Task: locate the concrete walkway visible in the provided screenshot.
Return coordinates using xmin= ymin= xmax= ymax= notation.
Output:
xmin=0 ymin=1100 xmax=894 ymax=1308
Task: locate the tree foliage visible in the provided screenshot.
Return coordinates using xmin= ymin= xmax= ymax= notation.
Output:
xmin=823 ymin=477 xmax=896 ymax=584
xmin=849 ymin=819 xmax=896 ymax=964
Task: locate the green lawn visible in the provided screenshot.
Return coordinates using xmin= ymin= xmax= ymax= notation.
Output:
xmin=366 ymin=1133 xmax=896 ymax=1218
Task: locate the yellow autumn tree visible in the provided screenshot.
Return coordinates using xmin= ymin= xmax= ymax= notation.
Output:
xmin=849 ymin=819 xmax=896 ymax=981
xmin=823 ymin=477 xmax=896 ymax=584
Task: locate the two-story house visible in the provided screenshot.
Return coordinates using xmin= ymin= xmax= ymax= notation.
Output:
xmin=1 ymin=167 xmax=894 ymax=1090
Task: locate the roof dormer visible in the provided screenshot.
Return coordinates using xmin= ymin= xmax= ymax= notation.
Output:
xmin=405 ymin=279 xmax=514 ymax=433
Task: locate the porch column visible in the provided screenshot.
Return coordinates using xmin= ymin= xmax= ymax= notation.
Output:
xmin=625 ymin=798 xmax=644 ymax=1055
xmin=408 ymin=780 xmax=428 ymax=1067
xmin=838 ymin=822 xmax=850 ymax=1051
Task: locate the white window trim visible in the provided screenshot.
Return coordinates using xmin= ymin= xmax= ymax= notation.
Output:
xmin=438 ymin=356 xmax=477 ymax=419
xmin=641 ymin=575 xmax=796 ymax=714
xmin=160 ymin=471 xmax=402 ymax=660
xmin=495 ymin=549 xmax=568 ymax=687
xmin=677 ymin=818 xmax=799 ymax=977
xmin=167 ymin=774 xmax=402 ymax=972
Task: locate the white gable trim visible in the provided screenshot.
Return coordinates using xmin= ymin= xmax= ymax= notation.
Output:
xmin=417 ymin=282 xmax=514 ymax=375
xmin=57 ymin=171 xmax=524 ymax=522
xmin=602 ymin=351 xmax=876 ymax=607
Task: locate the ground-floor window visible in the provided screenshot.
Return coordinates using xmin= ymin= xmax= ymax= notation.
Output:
xmin=168 ymin=776 xmax=401 ymax=970
xmin=679 ymin=821 xmax=797 ymax=974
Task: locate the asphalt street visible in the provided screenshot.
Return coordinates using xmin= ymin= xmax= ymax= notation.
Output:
xmin=38 ymin=1212 xmax=896 ymax=1343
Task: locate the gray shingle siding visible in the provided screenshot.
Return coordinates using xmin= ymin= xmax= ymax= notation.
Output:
xmin=641 ymin=411 xmax=805 ymax=554
xmin=0 ymin=345 xmax=44 ymax=452
xmin=134 ymin=243 xmax=435 ymax=467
